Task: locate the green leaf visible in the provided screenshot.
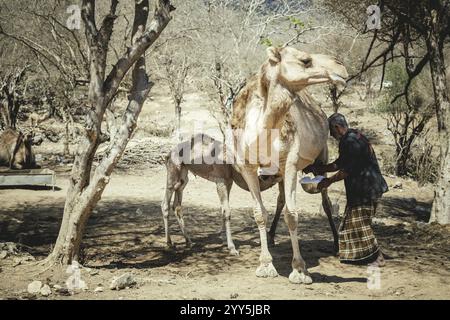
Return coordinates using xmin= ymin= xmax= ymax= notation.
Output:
xmin=260 ymin=38 xmax=273 ymax=47
xmin=289 ymin=17 xmax=304 ymax=28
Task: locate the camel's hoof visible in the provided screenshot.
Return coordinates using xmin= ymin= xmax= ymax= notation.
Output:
xmin=229 ymin=248 xmax=239 ymax=256
xmin=255 ymin=263 xmax=278 ymax=278
xmin=288 ymin=270 xmax=313 ymax=284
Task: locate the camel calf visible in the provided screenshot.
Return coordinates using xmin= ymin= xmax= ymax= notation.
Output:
xmin=161 ymin=134 xmax=338 ymax=255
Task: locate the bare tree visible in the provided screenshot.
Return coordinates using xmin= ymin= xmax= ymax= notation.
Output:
xmin=0 ymin=65 xmax=30 ymax=129
xmin=43 ymin=0 xmax=175 ymax=266
xmin=324 ymin=0 xmax=450 ymax=224
xmin=155 ymin=50 xmax=191 ymax=140
xmin=378 ymin=62 xmax=435 ymax=177
xmin=0 ymin=0 xmax=91 ymax=155
xmin=179 ymin=0 xmax=328 ymax=137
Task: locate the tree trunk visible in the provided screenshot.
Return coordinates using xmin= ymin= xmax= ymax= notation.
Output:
xmin=329 ymin=84 xmax=340 ymax=113
xmin=427 ymin=8 xmax=450 ymax=224
xmin=62 ymin=110 xmax=71 ymax=157
xmin=395 ymin=149 xmax=408 ymax=177
xmin=47 ymin=0 xmax=174 ymax=265
xmin=175 ymin=101 xmax=181 ymax=141
xmin=0 ymin=100 xmax=11 ymax=129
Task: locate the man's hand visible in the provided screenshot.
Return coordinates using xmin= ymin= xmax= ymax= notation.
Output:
xmin=317 ymin=178 xmax=332 ymax=190
xmin=304 ymin=164 xmax=326 ymax=176
xmin=303 ymin=164 xmax=316 ymax=174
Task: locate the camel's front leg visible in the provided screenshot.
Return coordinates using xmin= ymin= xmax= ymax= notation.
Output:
xmin=321 ymin=189 xmax=339 ymax=255
xmin=216 ymin=179 xmax=239 ymax=256
xmin=284 ymin=162 xmax=312 ymax=284
xmin=268 ymin=181 xmax=285 ymax=246
xmin=241 ymin=167 xmax=278 ymax=278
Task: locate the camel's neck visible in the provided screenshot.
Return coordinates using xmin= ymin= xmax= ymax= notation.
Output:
xmin=260 ymin=82 xmax=295 ymax=130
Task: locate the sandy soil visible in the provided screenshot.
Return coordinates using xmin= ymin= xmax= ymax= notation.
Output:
xmin=0 ymin=167 xmax=449 ymax=300
xmin=0 ymin=86 xmax=449 ymax=300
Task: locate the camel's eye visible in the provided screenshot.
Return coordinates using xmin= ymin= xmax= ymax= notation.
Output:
xmin=301 ymin=58 xmax=312 ymax=67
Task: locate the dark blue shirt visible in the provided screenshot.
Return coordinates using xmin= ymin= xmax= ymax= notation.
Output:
xmin=334 ymin=129 xmax=388 ymax=206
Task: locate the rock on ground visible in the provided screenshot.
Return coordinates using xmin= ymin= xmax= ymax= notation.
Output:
xmin=40 ymin=285 xmax=52 ymax=297
xmin=110 ymin=273 xmax=136 ymax=290
xmin=0 ymin=242 xmax=19 ymax=254
xmin=53 ymin=285 xmax=71 ymax=296
xmin=27 ymin=281 xmax=43 ymax=294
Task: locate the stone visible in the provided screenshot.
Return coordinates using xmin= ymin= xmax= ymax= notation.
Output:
xmin=94 ymin=286 xmax=104 ymax=293
xmin=89 ymin=269 xmax=99 ymax=276
xmin=12 ymin=257 xmax=23 ymax=267
xmin=415 ymin=221 xmax=429 ymax=230
xmin=110 ymin=273 xmax=136 ymax=290
xmin=403 ymin=222 xmax=413 ymax=233
xmin=40 ymin=285 xmax=52 ymax=297
xmin=0 ymin=242 xmax=18 ymax=254
xmin=53 ymin=285 xmax=71 ymax=296
xmin=393 ymin=181 xmax=402 ymax=189
xmin=0 ymin=251 xmax=7 ymax=259
xmin=27 ymin=281 xmax=43 ymax=295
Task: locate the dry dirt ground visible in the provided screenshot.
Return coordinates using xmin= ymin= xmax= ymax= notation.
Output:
xmin=0 ymin=85 xmax=449 ymax=300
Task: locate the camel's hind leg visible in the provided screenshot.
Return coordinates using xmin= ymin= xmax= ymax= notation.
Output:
xmin=216 ymin=179 xmax=239 ymax=256
xmin=173 ymin=167 xmax=192 ymax=247
xmin=268 ymin=181 xmax=285 ymax=246
xmin=321 ymin=189 xmax=339 ymax=255
xmin=316 ymin=146 xmax=339 ymax=254
xmin=161 ymin=156 xmax=187 ymax=248
xmin=161 ymin=184 xmax=175 ymax=248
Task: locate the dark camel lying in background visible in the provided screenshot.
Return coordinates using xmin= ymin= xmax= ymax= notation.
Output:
xmin=0 ymin=128 xmax=38 ymax=169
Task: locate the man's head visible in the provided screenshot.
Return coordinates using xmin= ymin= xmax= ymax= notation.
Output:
xmin=328 ymin=113 xmax=348 ymax=141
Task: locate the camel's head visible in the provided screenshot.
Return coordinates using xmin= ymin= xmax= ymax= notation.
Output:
xmin=264 ymin=46 xmax=348 ymax=91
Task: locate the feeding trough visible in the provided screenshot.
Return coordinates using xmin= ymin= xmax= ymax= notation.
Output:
xmin=0 ymin=168 xmax=56 ymax=191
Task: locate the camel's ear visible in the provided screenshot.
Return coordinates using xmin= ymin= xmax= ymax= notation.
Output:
xmin=266 ymin=47 xmax=281 ymax=64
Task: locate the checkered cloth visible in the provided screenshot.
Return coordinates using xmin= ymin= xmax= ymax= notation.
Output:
xmin=339 ymin=203 xmax=379 ymax=262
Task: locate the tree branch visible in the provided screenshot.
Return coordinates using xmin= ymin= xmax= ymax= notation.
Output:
xmin=390 ymin=53 xmax=430 ymax=105
xmin=102 ymin=0 xmax=175 ymax=108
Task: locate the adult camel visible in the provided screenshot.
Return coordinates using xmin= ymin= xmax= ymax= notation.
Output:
xmin=161 ymin=133 xmax=338 ymax=256
xmin=230 ymin=46 xmax=348 ymax=284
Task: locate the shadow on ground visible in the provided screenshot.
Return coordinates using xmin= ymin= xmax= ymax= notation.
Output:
xmin=0 ymin=195 xmax=448 ymax=282
xmin=0 ymin=185 xmax=62 ymax=191
xmin=380 ymin=196 xmax=432 ymax=222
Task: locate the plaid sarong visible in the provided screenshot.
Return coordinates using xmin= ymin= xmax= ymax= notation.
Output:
xmin=339 ymin=203 xmax=379 ymax=262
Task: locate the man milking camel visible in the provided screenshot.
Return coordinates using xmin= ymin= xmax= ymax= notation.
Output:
xmin=304 ymin=113 xmax=388 ymax=267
